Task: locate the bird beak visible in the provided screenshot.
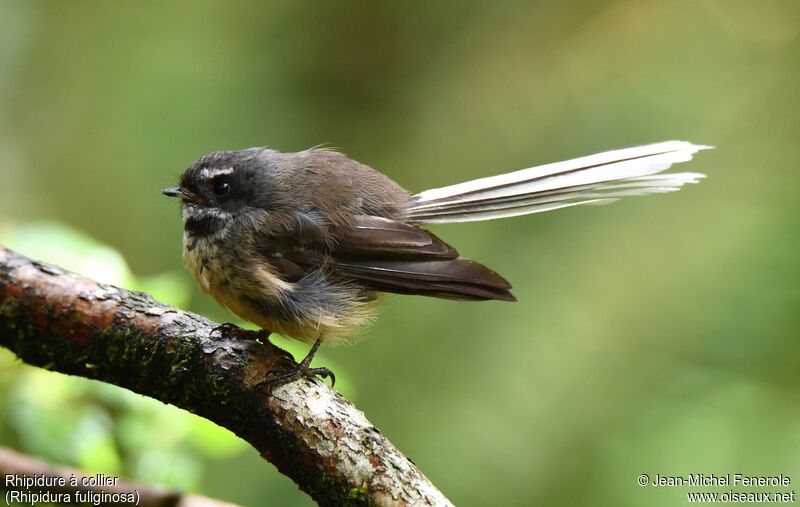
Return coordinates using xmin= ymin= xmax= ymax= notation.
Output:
xmin=162 ymin=187 xmax=198 ymax=202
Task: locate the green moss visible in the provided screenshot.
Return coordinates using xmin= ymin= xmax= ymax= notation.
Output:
xmin=347 ymin=486 xmax=369 ymax=500
xmin=0 ymin=298 xmax=22 ymax=320
xmin=310 ymin=472 xmax=374 ymax=507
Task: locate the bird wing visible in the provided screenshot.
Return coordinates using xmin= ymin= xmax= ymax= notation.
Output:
xmin=281 ymin=215 xmax=515 ymax=302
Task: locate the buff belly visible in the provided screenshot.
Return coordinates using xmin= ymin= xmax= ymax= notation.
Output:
xmin=182 ymin=233 xmax=375 ymax=345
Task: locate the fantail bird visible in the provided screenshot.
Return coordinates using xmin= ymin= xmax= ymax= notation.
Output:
xmin=164 ymin=141 xmax=709 ymax=385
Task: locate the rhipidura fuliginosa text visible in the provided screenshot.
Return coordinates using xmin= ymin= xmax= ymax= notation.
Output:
xmin=164 ymin=141 xmax=709 ymax=386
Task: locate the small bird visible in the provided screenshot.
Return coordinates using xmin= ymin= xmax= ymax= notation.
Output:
xmin=164 ymin=141 xmax=709 ymax=385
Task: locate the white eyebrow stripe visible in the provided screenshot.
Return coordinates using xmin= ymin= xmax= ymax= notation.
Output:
xmin=199 ymin=167 xmax=235 ymax=179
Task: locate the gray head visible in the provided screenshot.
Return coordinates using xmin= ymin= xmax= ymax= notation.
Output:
xmin=163 ymin=148 xmax=292 ymax=240
xmin=165 ymin=146 xmax=412 ymax=239
xmin=164 ymin=148 xmax=279 ymax=213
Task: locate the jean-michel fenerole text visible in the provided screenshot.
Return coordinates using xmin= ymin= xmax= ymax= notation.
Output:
xmin=651 ymin=474 xmax=790 ymax=487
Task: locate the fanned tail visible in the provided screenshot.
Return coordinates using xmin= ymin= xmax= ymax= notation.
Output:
xmin=406 ymin=141 xmax=711 ymax=224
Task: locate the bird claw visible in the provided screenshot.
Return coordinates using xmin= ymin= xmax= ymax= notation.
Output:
xmin=260 ymin=365 xmax=336 ymax=388
xmin=258 ymin=337 xmax=334 ymax=388
xmin=210 ymin=322 xmax=239 ymax=336
xmin=210 ymin=322 xmax=270 ymax=341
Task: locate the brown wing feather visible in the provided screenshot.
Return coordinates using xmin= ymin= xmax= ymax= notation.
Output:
xmin=334 ymin=216 xmax=458 ymax=259
xmin=336 ymin=259 xmax=516 ymax=301
xmin=283 ymin=216 xmax=515 ymax=302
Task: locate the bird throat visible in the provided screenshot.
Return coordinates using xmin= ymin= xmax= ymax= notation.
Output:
xmin=185 ymin=214 xmax=226 ymax=239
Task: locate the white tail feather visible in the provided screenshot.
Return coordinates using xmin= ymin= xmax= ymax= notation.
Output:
xmin=407 ymin=141 xmax=710 ymax=224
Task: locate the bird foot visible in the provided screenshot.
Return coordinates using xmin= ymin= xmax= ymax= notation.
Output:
xmin=211 ymin=323 xmax=295 ymax=361
xmin=210 ymin=322 xmax=270 ymax=341
xmin=258 ymin=337 xmax=335 ymax=388
xmin=261 ymin=364 xmax=336 ymax=388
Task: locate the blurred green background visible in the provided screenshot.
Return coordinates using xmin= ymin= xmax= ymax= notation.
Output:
xmin=1 ymin=1 xmax=798 ymax=505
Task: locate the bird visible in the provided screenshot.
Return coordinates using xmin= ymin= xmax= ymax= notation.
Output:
xmin=163 ymin=140 xmax=709 ymax=385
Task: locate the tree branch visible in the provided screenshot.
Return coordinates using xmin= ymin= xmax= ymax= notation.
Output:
xmin=0 ymin=446 xmax=238 ymax=507
xmin=0 ymin=247 xmax=453 ymax=507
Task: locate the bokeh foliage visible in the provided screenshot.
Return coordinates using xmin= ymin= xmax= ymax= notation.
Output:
xmin=0 ymin=223 xmax=246 ymax=490
xmin=1 ymin=1 xmax=799 ymax=505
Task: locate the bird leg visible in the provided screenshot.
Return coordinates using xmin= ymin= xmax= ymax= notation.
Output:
xmin=260 ymin=337 xmax=335 ymax=388
xmin=211 ymin=323 xmax=297 ymax=362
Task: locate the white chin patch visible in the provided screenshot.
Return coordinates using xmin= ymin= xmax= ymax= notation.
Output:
xmin=182 ymin=203 xmax=231 ymax=222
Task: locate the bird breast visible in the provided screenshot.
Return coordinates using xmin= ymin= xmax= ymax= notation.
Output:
xmin=181 ymin=228 xmax=375 ymax=345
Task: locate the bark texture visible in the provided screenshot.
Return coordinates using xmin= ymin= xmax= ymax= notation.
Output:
xmin=0 ymin=247 xmax=453 ymax=507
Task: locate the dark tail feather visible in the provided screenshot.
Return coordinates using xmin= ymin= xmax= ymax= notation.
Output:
xmin=336 ymin=258 xmax=516 ymax=302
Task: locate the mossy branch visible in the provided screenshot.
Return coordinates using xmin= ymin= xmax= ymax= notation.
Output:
xmin=0 ymin=247 xmax=453 ymax=507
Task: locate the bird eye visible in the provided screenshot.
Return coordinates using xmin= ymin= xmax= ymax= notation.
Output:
xmin=213 ymin=178 xmax=230 ymax=196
